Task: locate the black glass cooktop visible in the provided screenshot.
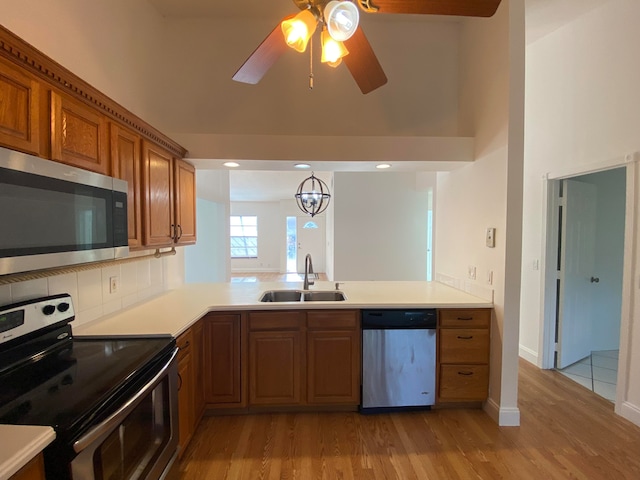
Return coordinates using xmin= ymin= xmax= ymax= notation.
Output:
xmin=0 ymin=332 xmax=175 ymax=441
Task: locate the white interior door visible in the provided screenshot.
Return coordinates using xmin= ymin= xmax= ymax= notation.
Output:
xmin=296 ymin=216 xmax=325 ymax=274
xmin=557 ymin=179 xmax=597 ymax=368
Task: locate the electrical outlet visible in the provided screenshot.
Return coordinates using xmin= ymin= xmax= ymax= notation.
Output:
xmin=468 ymin=266 xmax=477 ymax=280
xmin=486 ymin=227 xmax=496 ymax=248
xmin=109 ymin=276 xmax=119 ymax=294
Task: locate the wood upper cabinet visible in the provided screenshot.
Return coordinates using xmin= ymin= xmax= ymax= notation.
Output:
xmin=142 ymin=140 xmax=174 ymax=247
xmin=110 ymin=124 xmax=142 ymax=248
xmin=50 ymin=90 xmax=109 ymax=174
xmin=0 ymin=57 xmax=41 ymax=155
xmin=203 ymin=313 xmax=243 ymax=407
xmin=142 ymin=141 xmax=196 ymax=248
xmin=174 ymin=158 xmax=196 ymax=245
xmin=307 ymin=310 xmax=360 ymax=405
xmin=437 ymin=308 xmax=491 ymax=403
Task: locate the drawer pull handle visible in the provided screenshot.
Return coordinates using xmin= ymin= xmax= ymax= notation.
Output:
xmin=181 ymin=340 xmax=190 ymax=349
xmin=177 ymin=373 xmax=183 ymax=390
xmin=457 ymin=316 xmax=473 ymax=321
xmin=457 ymin=335 xmax=474 ymax=340
xmin=458 ymin=371 xmax=474 ymax=376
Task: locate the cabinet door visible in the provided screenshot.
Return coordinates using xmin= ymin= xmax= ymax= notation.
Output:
xmin=0 ymin=57 xmax=40 ymax=155
xmin=110 ymin=124 xmax=142 ymax=248
xmin=307 ymin=329 xmax=360 ymax=405
xmin=142 ymin=141 xmax=174 ymax=247
xmin=50 ymin=90 xmax=109 ymax=174
xmin=249 ymin=331 xmax=302 ymax=406
xmin=204 ymin=314 xmax=242 ymax=405
xmin=174 ymin=159 xmax=196 ymax=245
xmin=9 ymin=454 xmax=45 ymax=480
xmin=177 ymin=350 xmax=193 ymax=457
xmin=192 ymin=320 xmax=205 ymax=422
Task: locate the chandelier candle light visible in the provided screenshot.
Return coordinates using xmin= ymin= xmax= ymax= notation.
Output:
xmin=295 ymin=172 xmax=331 ymax=217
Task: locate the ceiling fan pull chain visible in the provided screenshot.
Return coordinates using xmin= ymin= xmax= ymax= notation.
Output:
xmin=309 ymin=35 xmax=314 ymax=90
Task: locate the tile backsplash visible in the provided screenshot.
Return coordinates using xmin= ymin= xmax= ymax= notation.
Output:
xmin=0 ymin=254 xmax=181 ymax=327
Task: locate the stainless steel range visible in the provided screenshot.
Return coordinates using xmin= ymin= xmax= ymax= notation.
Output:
xmin=0 ymin=294 xmax=179 ymax=480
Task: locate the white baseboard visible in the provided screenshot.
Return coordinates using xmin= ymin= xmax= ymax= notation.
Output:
xmin=484 ymin=397 xmax=521 ymax=426
xmin=619 ymin=401 xmax=640 ymax=428
xmin=519 ymin=345 xmax=539 ymax=366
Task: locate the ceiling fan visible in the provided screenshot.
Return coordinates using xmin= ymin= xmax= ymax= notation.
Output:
xmin=232 ymin=0 xmax=502 ymax=95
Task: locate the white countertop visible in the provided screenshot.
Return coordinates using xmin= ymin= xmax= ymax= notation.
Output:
xmin=0 ymin=425 xmax=54 ymax=480
xmin=75 ymin=281 xmax=492 ymax=337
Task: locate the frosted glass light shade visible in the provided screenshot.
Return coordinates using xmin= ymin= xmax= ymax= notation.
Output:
xmin=281 ymin=9 xmax=317 ymax=53
xmin=324 ymin=1 xmax=359 ymax=42
xmin=321 ymin=29 xmax=348 ymax=67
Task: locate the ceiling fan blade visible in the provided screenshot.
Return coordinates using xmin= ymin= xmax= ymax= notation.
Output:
xmin=342 ymin=27 xmax=387 ymax=95
xmin=232 ymin=19 xmax=290 ymax=84
xmin=357 ymin=0 xmax=502 ymax=17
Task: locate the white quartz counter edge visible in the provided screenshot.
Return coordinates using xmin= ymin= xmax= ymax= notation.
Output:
xmin=75 ymin=281 xmax=492 ymax=338
xmin=0 ymin=425 xmax=54 ymax=480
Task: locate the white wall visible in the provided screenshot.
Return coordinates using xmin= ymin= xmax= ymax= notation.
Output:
xmin=436 ymin=0 xmax=524 ymax=425
xmin=333 ymin=172 xmax=433 ymax=281
xmin=521 ymin=0 xmax=640 ymax=426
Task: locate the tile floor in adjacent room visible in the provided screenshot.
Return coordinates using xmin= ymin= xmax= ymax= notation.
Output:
xmin=558 ymin=350 xmax=619 ymax=402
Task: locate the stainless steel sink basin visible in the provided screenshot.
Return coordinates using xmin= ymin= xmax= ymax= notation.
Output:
xmin=259 ymin=290 xmax=346 ymax=302
xmin=259 ymin=290 xmax=303 ymax=302
xmin=303 ymin=291 xmax=346 ymax=302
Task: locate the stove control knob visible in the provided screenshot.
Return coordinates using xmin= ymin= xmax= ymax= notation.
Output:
xmin=42 ymin=305 xmax=56 ymax=315
xmin=57 ymin=302 xmax=70 ymax=313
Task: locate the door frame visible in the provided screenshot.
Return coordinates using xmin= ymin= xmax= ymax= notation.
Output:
xmin=539 ymin=155 xmax=636 ymax=413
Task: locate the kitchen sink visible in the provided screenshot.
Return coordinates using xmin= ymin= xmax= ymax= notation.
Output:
xmin=259 ymin=290 xmax=346 ymax=302
xmin=303 ymin=291 xmax=346 ymax=302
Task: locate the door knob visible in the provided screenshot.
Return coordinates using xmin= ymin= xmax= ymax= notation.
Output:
xmin=590 ymin=277 xmax=600 ymax=283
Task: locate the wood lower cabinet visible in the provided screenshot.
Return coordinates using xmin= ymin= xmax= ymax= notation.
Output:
xmin=50 ymin=90 xmax=109 ymax=175
xmin=249 ymin=311 xmax=304 ymax=406
xmin=9 ymin=454 xmax=45 ymax=480
xmin=247 ymin=310 xmax=360 ymax=409
xmin=0 ymin=57 xmax=41 ymax=155
xmin=307 ymin=310 xmax=360 ymax=405
xmin=437 ymin=308 xmax=491 ymax=403
xmin=110 ymin=124 xmax=142 ymax=248
xmin=176 ymin=322 xmax=204 ymax=458
xmin=203 ymin=313 xmax=243 ymax=407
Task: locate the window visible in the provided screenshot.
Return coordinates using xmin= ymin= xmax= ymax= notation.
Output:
xmin=230 ymin=216 xmax=257 ymax=258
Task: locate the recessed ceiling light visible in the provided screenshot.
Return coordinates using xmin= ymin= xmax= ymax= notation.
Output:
xmin=223 ymin=162 xmax=240 ymax=168
xmin=376 ymin=163 xmax=391 ymax=169
xmin=295 ymin=163 xmax=311 ymax=169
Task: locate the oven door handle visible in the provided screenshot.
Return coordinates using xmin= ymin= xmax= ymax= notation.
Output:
xmin=73 ymin=347 xmax=178 ymax=454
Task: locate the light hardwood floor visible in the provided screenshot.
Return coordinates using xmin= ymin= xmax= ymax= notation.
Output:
xmin=177 ymin=359 xmax=640 ymax=479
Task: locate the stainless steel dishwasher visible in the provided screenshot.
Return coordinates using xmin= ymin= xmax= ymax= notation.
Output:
xmin=361 ymin=309 xmax=437 ymax=412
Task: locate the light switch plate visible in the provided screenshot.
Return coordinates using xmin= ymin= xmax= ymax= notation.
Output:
xmin=486 ymin=227 xmax=496 ymax=248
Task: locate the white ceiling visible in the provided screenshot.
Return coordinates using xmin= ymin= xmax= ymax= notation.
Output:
xmin=145 ymin=0 xmax=608 ymax=201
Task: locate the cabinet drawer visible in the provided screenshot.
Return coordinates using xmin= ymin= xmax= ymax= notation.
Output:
xmin=307 ymin=310 xmax=358 ymax=329
xmin=249 ymin=311 xmax=304 ymax=331
xmin=438 ymin=365 xmax=489 ymax=401
xmin=176 ymin=328 xmax=193 ymax=358
xmin=439 ymin=309 xmax=490 ymax=328
xmin=439 ymin=329 xmax=489 ymax=364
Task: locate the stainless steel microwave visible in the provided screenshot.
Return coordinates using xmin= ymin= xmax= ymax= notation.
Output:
xmin=0 ymin=147 xmax=128 ymax=275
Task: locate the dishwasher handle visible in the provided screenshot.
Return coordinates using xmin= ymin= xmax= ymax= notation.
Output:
xmin=362 ymin=309 xmax=437 ymax=329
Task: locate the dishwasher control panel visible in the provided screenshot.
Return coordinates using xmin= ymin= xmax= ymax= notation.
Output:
xmin=361 ymin=309 xmax=437 ymax=329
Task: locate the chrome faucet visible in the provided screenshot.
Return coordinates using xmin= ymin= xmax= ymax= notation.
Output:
xmin=304 ymin=253 xmax=315 ymax=290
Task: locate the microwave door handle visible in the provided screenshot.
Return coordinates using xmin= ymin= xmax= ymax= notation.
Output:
xmin=73 ymin=347 xmax=178 ymax=454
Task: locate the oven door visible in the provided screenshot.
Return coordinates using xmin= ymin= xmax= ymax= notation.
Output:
xmin=70 ymin=348 xmax=178 ymax=480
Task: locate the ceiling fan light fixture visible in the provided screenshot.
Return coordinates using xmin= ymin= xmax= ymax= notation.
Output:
xmin=324 ymin=1 xmax=359 ymax=42
xmin=321 ymin=29 xmax=349 ymax=67
xmin=281 ymin=9 xmax=317 ymax=53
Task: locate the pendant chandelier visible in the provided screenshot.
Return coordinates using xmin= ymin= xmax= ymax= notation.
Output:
xmin=294 ymin=172 xmax=331 ymax=217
